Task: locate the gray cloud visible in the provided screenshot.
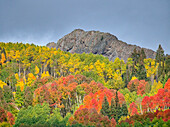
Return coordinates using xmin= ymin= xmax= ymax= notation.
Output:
xmin=0 ymin=0 xmax=170 ymax=54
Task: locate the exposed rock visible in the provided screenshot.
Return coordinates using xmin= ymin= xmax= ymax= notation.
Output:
xmin=46 ymin=42 xmax=57 ymax=49
xmin=47 ymin=29 xmax=156 ymax=62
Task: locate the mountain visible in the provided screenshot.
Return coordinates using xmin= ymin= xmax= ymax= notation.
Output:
xmin=46 ymin=29 xmax=156 ymax=62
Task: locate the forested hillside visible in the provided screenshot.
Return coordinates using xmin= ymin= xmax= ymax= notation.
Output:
xmin=0 ymin=42 xmax=169 ymax=127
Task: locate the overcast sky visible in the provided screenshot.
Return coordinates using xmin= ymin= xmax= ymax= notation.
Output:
xmin=0 ymin=0 xmax=169 ymax=54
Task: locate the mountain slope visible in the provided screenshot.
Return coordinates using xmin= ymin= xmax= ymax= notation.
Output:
xmin=47 ymin=29 xmax=156 ymax=62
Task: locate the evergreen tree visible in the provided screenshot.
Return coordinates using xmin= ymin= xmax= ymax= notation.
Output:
xmin=100 ymin=95 xmax=110 ymax=118
xmin=140 ymin=48 xmax=146 ymax=61
xmin=165 ymin=55 xmax=170 ymax=76
xmin=115 ymin=91 xmax=121 ymax=122
xmin=121 ymin=103 xmax=128 ymax=116
xmin=110 ymin=98 xmax=116 ymax=119
xmin=156 ymin=44 xmax=165 ymax=79
xmin=131 ymin=48 xmax=139 ymax=65
xmin=156 ymin=44 xmax=164 ymax=63
xmin=3 ymin=85 xmax=13 ymax=103
xmin=131 ymin=48 xmax=140 ymax=77
xmin=138 ymin=63 xmax=147 ymax=80
xmin=0 ymin=87 xmax=6 ymax=108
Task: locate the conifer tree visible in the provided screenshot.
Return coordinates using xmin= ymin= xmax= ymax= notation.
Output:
xmin=115 ymin=91 xmax=121 ymax=122
xmin=138 ymin=63 xmax=147 ymax=80
xmin=100 ymin=95 xmax=110 ymax=118
xmin=110 ymin=98 xmax=116 ymax=119
xmin=156 ymin=44 xmax=164 ymax=63
xmin=121 ymin=103 xmax=128 ymax=116
xmin=156 ymin=44 xmax=165 ymax=79
xmin=3 ymin=85 xmax=13 ymax=103
xmin=140 ymin=48 xmax=146 ymax=61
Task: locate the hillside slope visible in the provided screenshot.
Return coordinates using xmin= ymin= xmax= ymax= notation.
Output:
xmin=47 ymin=29 xmax=156 ymax=62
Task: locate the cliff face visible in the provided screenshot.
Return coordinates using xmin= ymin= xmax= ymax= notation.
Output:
xmin=47 ymin=29 xmax=156 ymax=62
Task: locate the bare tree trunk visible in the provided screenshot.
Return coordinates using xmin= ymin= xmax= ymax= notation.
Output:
xmin=19 ymin=60 xmax=21 ymax=79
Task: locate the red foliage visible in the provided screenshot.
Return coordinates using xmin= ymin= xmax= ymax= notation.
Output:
xmin=7 ymin=112 xmax=15 ymax=125
xmin=120 ymin=109 xmax=170 ymax=126
xmin=69 ymin=108 xmax=116 ymax=127
xmin=0 ymin=107 xmax=15 ymax=125
xmin=141 ymin=79 xmax=170 ymax=113
xmin=127 ymin=79 xmax=139 ymax=92
xmin=127 ymin=79 xmax=149 ymax=96
xmin=164 ymin=78 xmax=170 ymax=90
xmin=137 ymin=80 xmax=148 ymax=96
xmin=80 ymin=81 xmax=105 ymax=95
xmin=129 ymin=102 xmax=139 ymax=116
xmin=79 ymin=89 xmax=125 ymax=113
xmin=33 ymin=75 xmax=108 ymax=110
xmin=0 ymin=106 xmax=6 ymax=123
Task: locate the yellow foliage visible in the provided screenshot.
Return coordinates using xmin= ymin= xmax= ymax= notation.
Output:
xmin=118 ymin=116 xmax=128 ymax=123
xmin=144 ymin=58 xmax=159 ymax=78
xmin=131 ymin=76 xmax=137 ymax=81
xmin=35 ymin=66 xmax=39 ymax=74
xmin=13 ymin=92 xmax=16 ymax=98
xmin=150 ymin=80 xmax=163 ymax=96
xmin=15 ymin=50 xmax=20 ymax=61
xmin=16 ymin=79 xmax=25 ymax=91
xmin=0 ymin=80 xmax=7 ymax=88
xmin=69 ymin=68 xmax=74 ymax=73
xmin=41 ymin=71 xmax=50 ymax=79
xmin=107 ymin=70 xmax=125 ymax=89
xmin=27 ymin=73 xmax=36 ymax=86
xmin=94 ymin=60 xmax=105 ymax=77
xmin=15 ymin=73 xmax=20 ymax=81
xmin=1 ymin=53 xmax=6 ymax=65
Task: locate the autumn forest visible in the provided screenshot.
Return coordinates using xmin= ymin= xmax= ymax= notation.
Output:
xmin=0 ymin=42 xmax=169 ymax=127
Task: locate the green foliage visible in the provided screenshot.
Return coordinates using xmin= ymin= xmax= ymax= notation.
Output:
xmin=0 ymin=42 xmax=170 ymax=126
xmin=24 ymin=86 xmax=33 ymax=107
xmin=14 ymin=86 xmax=24 ymax=109
xmin=100 ymin=95 xmax=110 ymax=118
xmin=0 ymin=122 xmax=11 ymax=127
xmin=121 ymin=104 xmax=128 ymax=117
xmin=110 ymin=98 xmax=116 ymax=119
xmin=14 ymin=103 xmax=71 ymax=127
xmin=3 ymin=85 xmax=13 ymax=103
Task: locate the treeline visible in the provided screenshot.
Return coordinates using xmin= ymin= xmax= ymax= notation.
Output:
xmin=0 ymin=42 xmax=169 ymax=89
xmin=0 ymin=42 xmax=169 ymax=127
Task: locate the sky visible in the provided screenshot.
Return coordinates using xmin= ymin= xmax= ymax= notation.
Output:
xmin=0 ymin=0 xmax=170 ymax=54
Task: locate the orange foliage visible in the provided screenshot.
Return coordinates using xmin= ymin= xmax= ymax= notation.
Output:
xmin=79 ymin=89 xmax=125 ymax=113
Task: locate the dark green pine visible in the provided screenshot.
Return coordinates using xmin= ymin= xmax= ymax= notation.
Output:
xmin=121 ymin=103 xmax=128 ymax=116
xmin=100 ymin=95 xmax=110 ymax=118
xmin=110 ymin=98 xmax=116 ymax=119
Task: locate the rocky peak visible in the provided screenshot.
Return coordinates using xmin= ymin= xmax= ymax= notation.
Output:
xmin=47 ymin=29 xmax=156 ymax=62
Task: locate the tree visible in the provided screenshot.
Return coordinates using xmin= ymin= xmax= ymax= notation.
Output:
xmin=156 ymin=44 xmax=164 ymax=63
xmin=3 ymin=85 xmax=13 ymax=103
xmin=0 ymin=53 xmax=6 ymax=65
xmin=107 ymin=70 xmax=125 ymax=90
xmin=24 ymin=86 xmax=33 ymax=108
xmin=14 ymin=103 xmax=50 ymax=127
xmin=121 ymin=103 xmax=128 ymax=117
xmin=14 ymin=86 xmax=24 ymax=109
xmin=129 ymin=102 xmax=139 ymax=116
xmin=100 ymin=95 xmax=110 ymax=118
xmin=110 ymin=98 xmax=116 ymax=119
xmin=156 ymin=44 xmax=165 ymax=79
xmin=115 ymin=91 xmax=121 ymax=122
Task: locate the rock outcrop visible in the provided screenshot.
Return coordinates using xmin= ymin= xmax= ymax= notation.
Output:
xmin=47 ymin=29 xmax=156 ymax=62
